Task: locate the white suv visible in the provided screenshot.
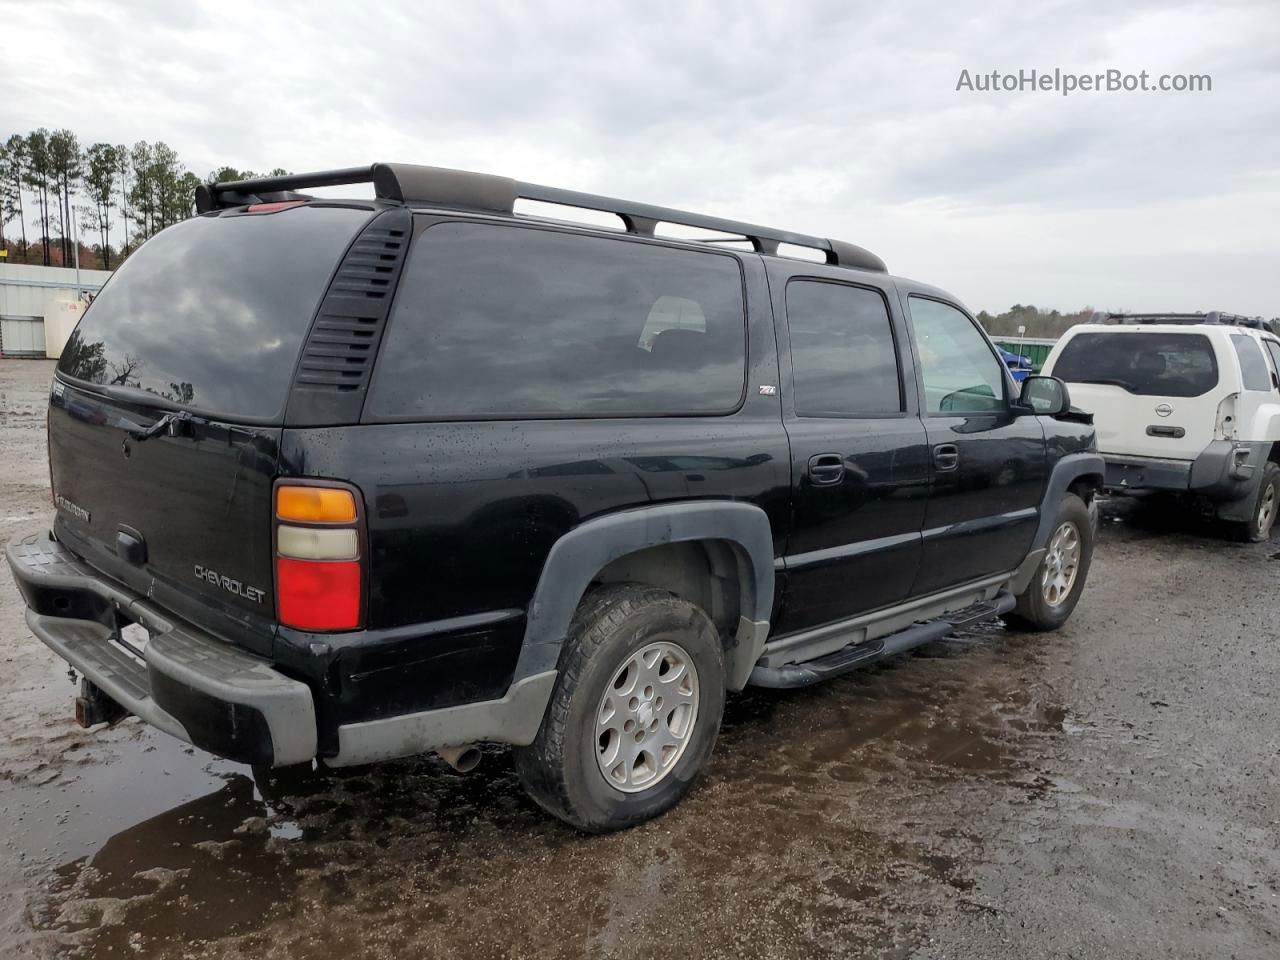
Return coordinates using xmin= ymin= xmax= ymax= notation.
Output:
xmin=1043 ymin=313 xmax=1280 ymax=541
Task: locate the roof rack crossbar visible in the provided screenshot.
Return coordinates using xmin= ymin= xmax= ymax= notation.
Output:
xmin=196 ymin=161 xmax=888 ymax=273
xmin=195 ymin=166 xmax=376 ymax=213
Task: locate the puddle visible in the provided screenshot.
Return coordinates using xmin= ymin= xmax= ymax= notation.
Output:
xmin=2 ymin=620 xmax=1069 ymax=959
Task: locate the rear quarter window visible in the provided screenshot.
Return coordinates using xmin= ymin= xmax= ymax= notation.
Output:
xmin=57 ymin=205 xmax=372 ymax=420
xmin=1230 ymin=334 xmax=1273 ymax=392
xmin=1264 ymin=341 xmax=1280 ymax=385
xmin=367 ymin=222 xmax=747 ymax=419
xmin=1051 ymin=331 xmax=1218 ymax=398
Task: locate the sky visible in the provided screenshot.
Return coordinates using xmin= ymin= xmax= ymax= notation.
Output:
xmin=3 ymin=0 xmax=1277 ymax=316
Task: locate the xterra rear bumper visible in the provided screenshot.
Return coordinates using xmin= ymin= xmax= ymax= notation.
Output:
xmin=6 ymin=529 xmax=557 ymax=769
xmin=7 ymin=530 xmax=316 ymax=767
xmin=1103 ymin=440 xmax=1266 ymax=503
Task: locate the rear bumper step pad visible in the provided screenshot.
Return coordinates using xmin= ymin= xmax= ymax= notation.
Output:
xmin=7 ymin=529 xmax=317 ymax=767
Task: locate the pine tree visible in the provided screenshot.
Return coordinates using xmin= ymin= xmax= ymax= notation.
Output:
xmin=84 ymin=144 xmax=118 ymax=269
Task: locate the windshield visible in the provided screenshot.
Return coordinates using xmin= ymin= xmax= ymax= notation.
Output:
xmin=57 ymin=205 xmax=372 ymax=421
xmin=1053 ymin=331 xmax=1218 ymax=397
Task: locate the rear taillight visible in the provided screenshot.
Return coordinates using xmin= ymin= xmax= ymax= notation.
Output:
xmin=1215 ymin=392 xmax=1238 ymax=440
xmin=274 ymin=482 xmax=364 ymax=632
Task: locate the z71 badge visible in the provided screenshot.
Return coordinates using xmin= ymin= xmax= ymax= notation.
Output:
xmin=194 ymin=564 xmax=266 ymax=603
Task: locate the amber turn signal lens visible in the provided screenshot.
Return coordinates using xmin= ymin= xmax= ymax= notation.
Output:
xmin=275 ymin=485 xmax=357 ymax=524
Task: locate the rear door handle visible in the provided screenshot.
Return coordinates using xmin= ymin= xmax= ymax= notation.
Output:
xmin=807 ymin=453 xmax=844 ymax=485
xmin=933 ymin=443 xmax=959 ymax=472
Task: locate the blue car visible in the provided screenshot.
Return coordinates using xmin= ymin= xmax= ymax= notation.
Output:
xmin=999 ymin=347 xmax=1035 ymax=381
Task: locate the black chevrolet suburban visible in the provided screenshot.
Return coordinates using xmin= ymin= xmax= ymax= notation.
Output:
xmin=7 ymin=163 xmax=1103 ymax=831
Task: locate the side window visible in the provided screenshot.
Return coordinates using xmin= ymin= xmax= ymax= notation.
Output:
xmin=367 ymin=223 xmax=747 ymax=419
xmin=784 ymin=280 xmax=902 ymax=417
xmin=1231 ymin=335 xmax=1272 ymax=392
xmin=908 ymin=297 xmax=1007 ymax=414
xmin=1263 ymin=340 xmax=1280 ymax=391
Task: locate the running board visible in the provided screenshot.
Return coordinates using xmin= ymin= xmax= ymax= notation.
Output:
xmin=748 ymin=591 xmax=1016 ymax=689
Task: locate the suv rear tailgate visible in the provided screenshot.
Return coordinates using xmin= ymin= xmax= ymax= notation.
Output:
xmin=48 ymin=203 xmax=375 ymax=655
xmin=1049 ymin=330 xmax=1224 ymax=461
xmin=49 ymin=383 xmax=281 ymax=654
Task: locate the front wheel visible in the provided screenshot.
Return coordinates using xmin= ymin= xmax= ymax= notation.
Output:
xmin=1008 ymin=492 xmax=1094 ymax=631
xmin=514 ymin=584 xmax=725 ymax=833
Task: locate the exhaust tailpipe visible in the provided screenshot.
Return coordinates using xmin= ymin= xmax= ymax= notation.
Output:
xmin=436 ymin=744 xmax=482 ymax=773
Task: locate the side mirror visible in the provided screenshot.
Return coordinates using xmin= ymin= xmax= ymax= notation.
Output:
xmin=1019 ymin=375 xmax=1071 ymax=416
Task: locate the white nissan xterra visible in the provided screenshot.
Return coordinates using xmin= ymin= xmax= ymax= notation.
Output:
xmin=1043 ymin=313 xmax=1280 ymax=541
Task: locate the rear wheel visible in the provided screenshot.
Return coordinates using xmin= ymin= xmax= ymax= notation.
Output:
xmin=1227 ymin=461 xmax=1280 ymax=543
xmin=1008 ymin=493 xmax=1094 ymax=631
xmin=514 ymin=584 xmax=725 ymax=833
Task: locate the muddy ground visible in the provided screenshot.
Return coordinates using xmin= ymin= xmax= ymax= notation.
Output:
xmin=1 ymin=356 xmax=1276 ymax=959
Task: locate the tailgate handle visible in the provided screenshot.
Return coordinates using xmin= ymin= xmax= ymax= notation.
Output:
xmin=116 ymin=525 xmax=147 ymax=566
xmin=1145 ymin=425 xmax=1186 ymax=438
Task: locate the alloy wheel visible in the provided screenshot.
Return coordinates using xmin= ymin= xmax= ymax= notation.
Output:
xmin=1041 ymin=521 xmax=1081 ymax=607
xmin=595 ymin=641 xmax=700 ymax=793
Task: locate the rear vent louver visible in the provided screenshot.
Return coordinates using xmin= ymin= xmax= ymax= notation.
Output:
xmin=286 ymin=207 xmax=412 ymax=425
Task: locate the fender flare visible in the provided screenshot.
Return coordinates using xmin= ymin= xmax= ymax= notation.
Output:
xmin=1012 ymin=452 xmax=1105 ymax=593
xmin=512 ymin=501 xmax=776 ymax=691
xmin=1033 ymin=452 xmax=1105 ymax=547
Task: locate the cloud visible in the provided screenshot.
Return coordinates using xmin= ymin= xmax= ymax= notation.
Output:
xmin=2 ymin=0 xmax=1276 ymax=314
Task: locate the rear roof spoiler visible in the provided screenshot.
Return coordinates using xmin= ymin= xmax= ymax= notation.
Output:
xmin=194 ymin=162 xmax=888 ymax=273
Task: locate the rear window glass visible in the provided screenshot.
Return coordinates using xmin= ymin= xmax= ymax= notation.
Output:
xmin=367 ymin=222 xmax=747 ymax=419
xmin=1230 ymin=335 xmax=1272 ymax=392
xmin=57 ymin=205 xmax=371 ymax=420
xmin=1052 ymin=332 xmax=1218 ymax=397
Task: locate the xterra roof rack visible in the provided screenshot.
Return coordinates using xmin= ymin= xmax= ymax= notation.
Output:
xmin=194 ymin=162 xmax=887 ymax=273
xmin=1106 ymin=311 xmax=1269 ymax=329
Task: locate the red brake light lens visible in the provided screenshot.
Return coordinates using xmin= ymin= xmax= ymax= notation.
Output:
xmin=276 ymin=557 xmax=362 ymax=632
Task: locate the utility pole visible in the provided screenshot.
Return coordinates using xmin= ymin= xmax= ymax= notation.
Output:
xmin=72 ymin=206 xmax=82 ymax=301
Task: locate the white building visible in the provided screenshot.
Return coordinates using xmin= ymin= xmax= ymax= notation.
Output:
xmin=0 ymin=263 xmax=111 ymax=358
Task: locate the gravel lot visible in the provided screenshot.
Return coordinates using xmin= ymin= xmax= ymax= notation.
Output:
xmin=1 ymin=357 xmax=1277 ymax=959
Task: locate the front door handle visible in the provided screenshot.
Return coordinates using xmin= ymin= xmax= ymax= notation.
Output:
xmin=933 ymin=443 xmax=960 ymax=472
xmin=807 ymin=453 xmax=844 ymax=485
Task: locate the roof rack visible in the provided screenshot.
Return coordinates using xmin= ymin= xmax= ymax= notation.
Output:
xmin=1107 ymin=311 xmax=1268 ymax=329
xmin=194 ymin=162 xmax=888 ymax=273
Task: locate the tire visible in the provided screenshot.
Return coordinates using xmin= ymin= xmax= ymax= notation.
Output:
xmin=1225 ymin=461 xmax=1280 ymax=543
xmin=1007 ymin=492 xmax=1094 ymax=632
xmin=514 ymin=583 xmax=726 ymax=833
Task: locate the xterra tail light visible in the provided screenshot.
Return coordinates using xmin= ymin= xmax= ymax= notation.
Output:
xmin=274 ymin=482 xmax=364 ymax=631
